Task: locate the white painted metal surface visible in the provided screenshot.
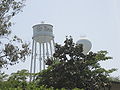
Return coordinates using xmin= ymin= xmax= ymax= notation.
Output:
xmin=76 ymin=38 xmax=92 ymax=55
xmin=33 ymin=24 xmax=54 ymax=43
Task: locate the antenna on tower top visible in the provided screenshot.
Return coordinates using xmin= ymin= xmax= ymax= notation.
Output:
xmin=80 ymin=34 xmax=87 ymax=39
xmin=41 ymin=21 xmax=45 ymax=24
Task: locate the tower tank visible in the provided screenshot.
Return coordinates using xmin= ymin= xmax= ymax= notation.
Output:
xmin=76 ymin=37 xmax=92 ymax=55
xmin=33 ymin=24 xmax=54 ymax=43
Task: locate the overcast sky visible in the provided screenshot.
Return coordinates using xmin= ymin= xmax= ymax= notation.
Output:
xmin=2 ymin=0 xmax=120 ymax=77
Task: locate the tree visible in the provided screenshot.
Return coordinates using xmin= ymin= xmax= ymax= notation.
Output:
xmin=36 ymin=37 xmax=116 ymax=90
xmin=0 ymin=69 xmax=84 ymax=90
xmin=0 ymin=69 xmax=29 ymax=89
xmin=7 ymin=69 xmax=29 ymax=89
xmin=0 ymin=0 xmax=30 ymax=69
xmin=109 ymin=77 xmax=120 ymax=82
xmin=0 ymin=72 xmax=8 ymax=82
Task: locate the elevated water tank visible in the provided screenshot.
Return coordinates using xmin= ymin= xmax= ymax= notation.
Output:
xmin=33 ymin=24 xmax=54 ymax=43
xmin=76 ymin=38 xmax=92 ymax=55
xmin=30 ymin=23 xmax=55 ymax=81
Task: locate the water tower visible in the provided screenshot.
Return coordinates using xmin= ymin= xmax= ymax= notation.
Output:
xmin=30 ymin=22 xmax=55 ymax=81
xmin=76 ymin=37 xmax=92 ymax=55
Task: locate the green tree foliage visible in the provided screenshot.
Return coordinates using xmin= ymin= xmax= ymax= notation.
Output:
xmin=0 ymin=72 xmax=8 ymax=81
xmin=0 ymin=69 xmax=28 ymax=89
xmin=36 ymin=37 xmax=116 ymax=90
xmin=109 ymin=77 xmax=120 ymax=82
xmin=0 ymin=0 xmax=30 ymax=69
xmin=0 ymin=69 xmax=84 ymax=90
xmin=7 ymin=69 xmax=29 ymax=89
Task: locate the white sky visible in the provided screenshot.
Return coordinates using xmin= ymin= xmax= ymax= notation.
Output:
xmin=2 ymin=0 xmax=120 ymax=77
